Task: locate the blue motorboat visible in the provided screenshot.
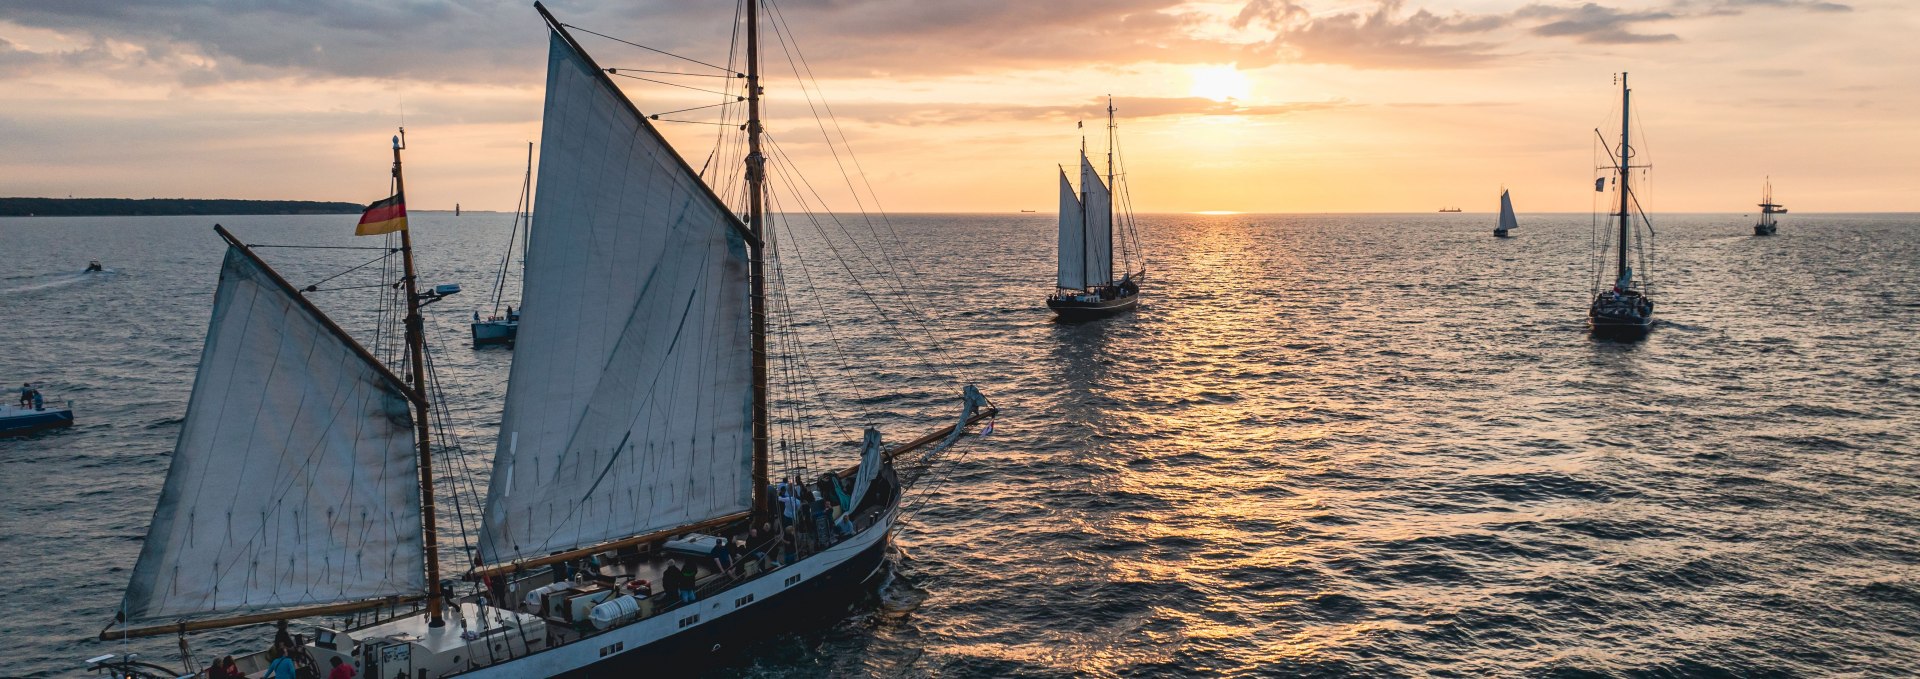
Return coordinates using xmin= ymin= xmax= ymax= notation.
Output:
xmin=1 ymin=402 xmax=73 ymax=435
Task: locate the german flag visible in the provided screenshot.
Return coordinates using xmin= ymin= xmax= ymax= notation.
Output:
xmin=355 ymin=193 xmax=408 ymax=235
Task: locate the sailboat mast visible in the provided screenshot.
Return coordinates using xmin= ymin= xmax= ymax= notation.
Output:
xmin=1079 ymin=132 xmax=1089 ymax=291
xmin=392 ymin=131 xmax=445 ymax=628
xmin=1616 ymin=72 xmax=1632 ymax=283
xmin=745 ymin=0 xmax=771 ymax=517
xmin=1106 ymin=96 xmax=1115 ymax=285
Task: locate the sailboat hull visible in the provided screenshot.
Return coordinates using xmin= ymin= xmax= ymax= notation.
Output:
xmin=1754 ymin=223 xmax=1777 ymax=236
xmin=552 ymin=535 xmax=888 ymax=677
xmin=470 ymin=319 xmax=518 ymax=347
xmin=1493 ymin=229 xmax=1511 ymax=238
xmin=1589 ymin=292 xmax=1654 ymax=340
xmin=457 ymin=506 xmax=897 ymax=678
xmin=1047 ymin=290 xmax=1139 ymax=321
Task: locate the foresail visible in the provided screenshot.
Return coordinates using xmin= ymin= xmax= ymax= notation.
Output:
xmin=478 ymin=30 xmax=754 ymax=567
xmin=1082 ymin=155 xmax=1113 ymax=286
xmin=1056 ymin=168 xmax=1085 ymax=290
xmin=848 ymin=428 xmax=885 ymax=510
xmin=1498 ymin=190 xmax=1519 ymax=231
xmin=120 ymin=245 xmax=423 ymax=624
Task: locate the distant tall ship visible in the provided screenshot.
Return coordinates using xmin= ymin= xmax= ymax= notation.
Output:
xmin=1755 ymin=177 xmax=1785 ymax=236
xmin=1494 ymin=189 xmax=1518 ymax=238
xmin=1048 ymin=98 xmax=1145 ymax=321
xmin=1588 ymin=72 xmax=1656 ymax=339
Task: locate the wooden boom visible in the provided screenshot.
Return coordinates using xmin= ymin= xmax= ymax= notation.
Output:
xmin=100 ymin=595 xmax=423 ymax=640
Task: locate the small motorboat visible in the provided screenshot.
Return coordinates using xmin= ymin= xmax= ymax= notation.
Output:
xmin=2 ymin=388 xmax=74 ymax=435
xmin=85 ymin=260 xmax=103 ymax=272
xmin=472 ymin=308 xmax=519 ymax=346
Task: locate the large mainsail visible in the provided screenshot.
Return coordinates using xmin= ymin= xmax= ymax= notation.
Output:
xmin=1498 ymin=190 xmax=1519 ymax=232
xmin=120 ymin=245 xmax=424 ymax=624
xmin=477 ymin=31 xmax=755 ymax=566
xmin=1056 ymin=167 xmax=1085 ymax=290
xmin=1081 ymin=155 xmax=1113 ymax=286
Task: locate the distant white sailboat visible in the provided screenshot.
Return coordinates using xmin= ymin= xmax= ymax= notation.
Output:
xmin=1494 ymin=189 xmax=1518 ymax=237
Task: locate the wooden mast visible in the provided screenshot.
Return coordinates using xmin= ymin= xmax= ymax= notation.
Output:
xmin=746 ymin=0 xmax=772 ymax=519
xmin=393 ymin=129 xmax=446 ymax=628
xmin=1616 ymin=73 xmax=1631 ymax=284
xmin=1106 ymin=95 xmax=1116 ymax=285
xmin=1079 ymin=128 xmax=1090 ymax=291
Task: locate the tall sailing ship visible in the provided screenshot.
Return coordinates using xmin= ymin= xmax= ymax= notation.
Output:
xmin=1588 ymin=72 xmax=1656 ymax=339
xmin=92 ymin=3 xmax=994 ymax=677
xmin=1048 ymin=98 xmax=1145 ymax=321
xmin=1494 ymin=188 xmax=1518 ymax=238
xmin=1755 ymin=177 xmax=1786 ymax=236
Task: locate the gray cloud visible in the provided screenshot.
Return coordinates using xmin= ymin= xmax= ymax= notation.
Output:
xmin=0 ymin=0 xmax=1875 ymax=89
xmin=1234 ymin=0 xmax=1512 ymax=69
xmin=1516 ymin=3 xmax=1681 ymax=44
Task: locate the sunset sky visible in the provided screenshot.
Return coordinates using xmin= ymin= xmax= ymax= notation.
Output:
xmin=1 ymin=0 xmax=1912 ymax=213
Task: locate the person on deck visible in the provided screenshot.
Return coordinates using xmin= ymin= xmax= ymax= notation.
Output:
xmin=30 ymin=389 xmax=43 ymax=410
xmin=262 ymin=648 xmax=297 ymax=679
xmin=713 ymin=536 xmax=733 ymax=571
xmin=328 ymin=656 xmax=357 ymax=679
xmin=208 ymin=657 xmax=240 ymax=679
xmin=18 ymin=383 xmax=31 ymax=408
xmin=780 ymin=486 xmax=800 ymax=530
xmin=809 ymin=495 xmax=831 ymax=547
xmin=677 ymin=560 xmax=699 ymax=603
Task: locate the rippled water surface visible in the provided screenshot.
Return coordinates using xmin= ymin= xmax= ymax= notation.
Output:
xmin=2 ymin=212 xmax=1918 ymax=678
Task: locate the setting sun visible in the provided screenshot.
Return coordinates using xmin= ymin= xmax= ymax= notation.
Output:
xmin=1188 ymin=64 xmax=1250 ymax=102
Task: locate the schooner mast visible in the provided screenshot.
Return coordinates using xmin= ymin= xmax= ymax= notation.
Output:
xmin=746 ymin=0 xmax=772 ymax=523
xmin=390 ymin=131 xmax=447 ymax=629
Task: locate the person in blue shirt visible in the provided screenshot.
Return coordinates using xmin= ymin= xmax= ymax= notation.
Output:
xmin=263 ymin=645 xmax=298 ymax=679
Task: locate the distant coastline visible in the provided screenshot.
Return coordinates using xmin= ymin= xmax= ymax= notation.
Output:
xmin=0 ymin=197 xmax=362 ymax=217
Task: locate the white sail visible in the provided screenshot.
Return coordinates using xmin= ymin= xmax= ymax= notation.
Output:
xmin=1056 ymin=167 xmax=1085 ymax=290
xmin=1082 ymin=155 xmax=1113 ymax=286
xmin=120 ymin=246 xmax=424 ymax=624
xmin=847 ymin=428 xmax=884 ymax=510
xmin=1498 ymin=190 xmax=1519 ymax=232
xmin=477 ymin=32 xmax=755 ymax=566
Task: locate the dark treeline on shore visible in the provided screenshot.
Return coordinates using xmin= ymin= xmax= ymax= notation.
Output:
xmin=0 ymin=197 xmax=362 ymax=217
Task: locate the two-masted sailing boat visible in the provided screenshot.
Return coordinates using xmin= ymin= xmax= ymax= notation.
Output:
xmin=1755 ymin=177 xmax=1786 ymax=236
xmin=470 ymin=142 xmax=532 ymax=347
xmin=1588 ymin=72 xmax=1656 ymax=339
xmin=1048 ymin=98 xmax=1144 ymax=321
xmin=95 ymin=3 xmax=994 ymax=677
xmin=1494 ymin=189 xmax=1518 ymax=237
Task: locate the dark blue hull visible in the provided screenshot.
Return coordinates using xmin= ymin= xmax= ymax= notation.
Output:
xmin=1047 ymin=291 xmax=1139 ymax=321
xmin=554 ymin=533 xmax=891 ymax=677
xmin=1 ymin=409 xmax=73 ymax=436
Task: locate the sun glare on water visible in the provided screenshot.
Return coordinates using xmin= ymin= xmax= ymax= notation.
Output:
xmin=1189 ymin=65 xmax=1250 ymax=102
